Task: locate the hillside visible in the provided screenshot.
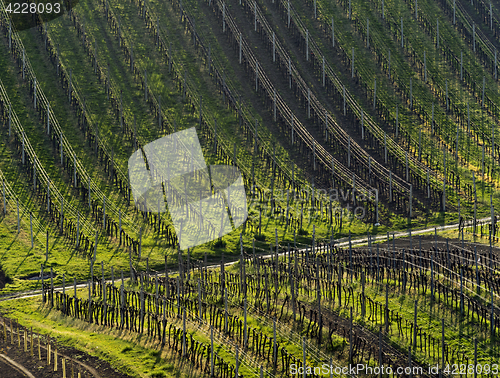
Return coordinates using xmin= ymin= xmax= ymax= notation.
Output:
xmin=0 ymin=0 xmax=499 ymax=377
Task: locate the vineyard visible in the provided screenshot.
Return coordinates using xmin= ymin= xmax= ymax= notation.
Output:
xmin=0 ymin=0 xmax=499 ymax=376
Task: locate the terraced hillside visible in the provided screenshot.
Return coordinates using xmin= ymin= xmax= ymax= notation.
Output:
xmin=0 ymin=0 xmax=499 ymax=377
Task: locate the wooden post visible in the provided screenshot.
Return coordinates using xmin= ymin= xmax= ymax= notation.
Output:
xmin=302 ymin=337 xmax=307 ymax=378
xmin=495 ymin=49 xmax=497 ymax=80
xmin=351 ymin=47 xmax=354 ymax=78
xmin=322 ymin=56 xmax=325 ymax=87
xmin=30 ymin=213 xmax=33 ymax=248
xmin=210 ymin=326 xmax=214 ymax=377
xmin=437 ymin=19 xmax=440 ymax=48
xmin=410 ymin=77 xmax=412 ymax=109
xmin=244 ymin=298 xmax=247 ymax=348
xmin=418 ymin=128 xmax=422 ymax=160
xmin=446 ymin=79 xmax=448 ymax=111
xmin=473 ymin=23 xmax=476 ymax=52
xmin=76 ymin=212 xmax=80 ymax=248
xmin=460 ymin=51 xmax=463 ymax=80
xmin=2 ymin=179 xmax=5 ymax=216
xmin=424 ymin=50 xmax=427 ymax=82
xmin=482 ymin=76 xmax=486 ymax=107
xmin=16 ymin=198 xmax=20 ymax=234
xmin=307 ymin=88 xmax=310 ymax=118
xmin=272 ymin=32 xmax=275 ymax=62
xmin=8 ymin=103 xmax=11 ymax=137
xmin=349 ymin=307 xmax=353 ymax=363
xmin=384 ymin=133 xmax=387 ymax=163
xmin=273 ymin=318 xmax=277 ymax=368
xmin=273 ymin=89 xmax=276 ymax=121
xmin=343 ymin=85 xmax=346 ymax=115
xmin=401 ymin=17 xmax=404 ymax=47
xmin=239 ymin=33 xmax=242 ymax=64
xmin=348 ymin=137 xmax=351 ymax=167
xmin=367 ymin=18 xmax=369 ymax=48
xmin=396 ymin=104 xmax=398 ymax=136
xmin=406 ymin=151 xmax=409 ymax=181
xmin=409 ymin=185 xmax=412 ymax=218
xmin=467 ymin=101 xmax=470 ymax=132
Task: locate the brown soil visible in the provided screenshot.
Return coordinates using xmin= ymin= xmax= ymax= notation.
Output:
xmin=0 ymin=316 xmax=132 ymax=378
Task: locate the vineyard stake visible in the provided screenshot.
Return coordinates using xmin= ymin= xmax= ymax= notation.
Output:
xmin=30 ymin=213 xmax=33 ymax=248
xmin=8 ymin=103 xmax=11 ymax=137
xmin=482 ymin=76 xmax=485 ymax=107
xmin=348 ymin=137 xmax=351 ymax=167
xmin=244 ymin=298 xmax=247 ymax=348
xmin=495 ymin=49 xmax=497 ymax=80
xmin=406 ymin=151 xmax=409 ymax=181
xmin=384 ymin=133 xmax=387 ymax=163
xmin=332 ymin=18 xmax=334 ymax=47
xmin=395 ymin=103 xmax=398 ymax=136
xmin=8 ymin=20 xmax=11 ymax=49
xmin=410 ymin=77 xmax=412 ymax=109
xmin=367 ymin=18 xmax=369 ymax=48
xmin=144 ymin=69 xmax=147 ymax=101
xmin=351 ymin=48 xmax=354 ymax=78
xmin=322 ymin=57 xmax=325 ymax=87
xmin=273 ymin=318 xmax=277 ymax=368
xmin=361 ymin=109 xmax=364 ymax=140
xmin=16 ymin=198 xmax=19 ymax=233
xmin=47 ymin=103 xmax=50 ymax=135
xmin=378 ymin=327 xmax=382 ymax=377
xmin=388 ymin=49 xmax=391 ymax=78
xmin=401 ymin=18 xmax=403 ymax=47
xmin=453 ymin=0 xmax=456 ymax=24
xmin=2 ymin=179 xmax=5 ymax=215
xmin=50 ymin=267 xmax=54 ymax=308
xmin=182 ymin=307 xmax=186 ymax=356
xmin=306 ymin=30 xmax=309 ymax=61
xmin=445 ymin=79 xmax=448 ymax=111
xmin=424 ymin=50 xmax=427 ymax=82
xmin=349 ymin=231 xmax=352 ymax=283
xmin=302 ymin=337 xmax=307 ymax=378
xmin=409 ymin=185 xmax=412 ymax=218
xmin=418 ymin=128 xmax=422 ymax=160
xmin=22 ymin=133 xmax=25 ymax=164
xmin=210 ymin=326 xmax=214 ymax=377
xmin=382 ymin=0 xmax=384 ymax=18
xmin=460 ymin=51 xmax=463 ymax=80
xmin=343 ymin=85 xmax=346 ymax=115
xmin=349 ymin=307 xmax=353 ymax=363
xmin=413 ymin=300 xmax=417 ymax=350
xmin=473 ymin=23 xmax=476 ymax=52
xmin=254 ymin=1 xmax=257 ymax=31
xmin=467 ymin=101 xmax=470 ymax=132
xmin=69 ymin=69 xmax=72 ymax=102
xmin=287 ymin=0 xmax=290 ymax=27
xmin=385 ymin=284 xmax=389 ymax=332
xmin=437 ymin=19 xmax=439 ymax=48
xmin=255 ymin=61 xmax=258 ymax=91
xmin=307 ymin=89 xmax=311 ymax=118
xmin=373 ymin=79 xmax=376 ymax=109
xmin=482 ymin=144 xmax=485 ymax=177
xmin=387 ymin=170 xmax=392 ymax=202
xmin=239 ymin=33 xmax=242 ymax=64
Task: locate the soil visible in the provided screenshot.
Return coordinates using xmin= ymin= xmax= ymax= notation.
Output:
xmin=0 ymin=316 xmax=133 ymax=378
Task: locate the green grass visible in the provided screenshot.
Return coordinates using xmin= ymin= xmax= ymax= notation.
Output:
xmin=0 ymin=296 xmax=200 ymax=377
